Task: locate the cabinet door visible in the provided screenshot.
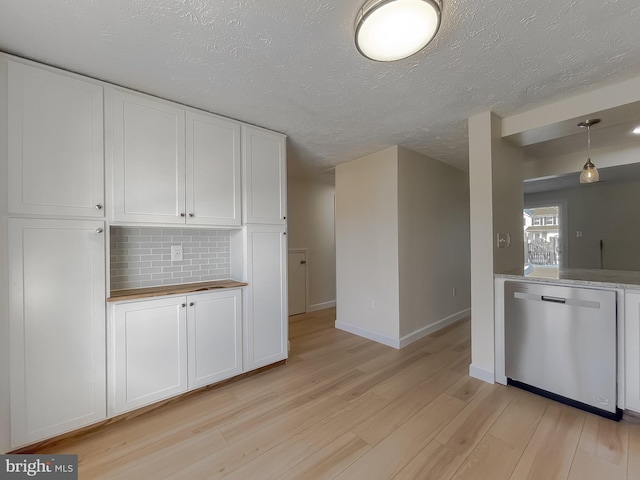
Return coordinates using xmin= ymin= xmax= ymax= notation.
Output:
xmin=242 ymin=126 xmax=287 ymax=224
xmin=111 ymin=89 xmax=186 ymax=223
xmin=245 ymin=225 xmax=288 ymax=370
xmin=187 ymin=290 xmax=242 ymax=389
xmin=110 ymin=297 xmax=188 ymax=415
xmin=9 ymin=219 xmax=106 ymax=447
xmin=186 ymin=112 xmax=241 ymax=226
xmin=626 ymin=291 xmax=640 ymax=412
xmin=8 ymin=62 xmax=104 ymax=217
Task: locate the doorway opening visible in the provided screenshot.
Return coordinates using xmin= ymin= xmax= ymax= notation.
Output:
xmin=523 ymin=205 xmax=561 ymax=278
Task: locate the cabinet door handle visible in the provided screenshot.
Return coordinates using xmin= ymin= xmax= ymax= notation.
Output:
xmin=189 ymin=302 xmax=194 ymax=307
xmin=300 ymin=260 xmax=306 ymax=264
xmin=180 ymin=213 xmax=186 ymax=217
xmin=96 ymin=228 xmax=103 ymax=234
xmin=181 ymin=303 xmax=186 ymax=308
xmin=189 ymin=213 xmax=194 ymax=217
xmin=95 ymin=204 xmax=103 ymax=210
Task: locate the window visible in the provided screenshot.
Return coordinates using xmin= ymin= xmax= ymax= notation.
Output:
xmin=533 ymin=217 xmax=542 ymax=226
xmin=545 ymin=216 xmax=556 ymax=226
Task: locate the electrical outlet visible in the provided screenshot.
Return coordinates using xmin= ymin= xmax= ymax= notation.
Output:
xmin=171 ymin=245 xmax=183 ymax=262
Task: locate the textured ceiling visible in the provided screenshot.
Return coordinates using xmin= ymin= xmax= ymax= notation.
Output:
xmin=1 ymin=0 xmax=640 ymax=176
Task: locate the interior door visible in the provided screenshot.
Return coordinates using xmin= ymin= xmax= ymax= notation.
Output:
xmin=288 ymin=252 xmax=306 ymax=316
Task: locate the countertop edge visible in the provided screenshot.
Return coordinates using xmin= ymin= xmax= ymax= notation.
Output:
xmin=495 ymin=273 xmax=640 ymax=290
xmin=108 ymin=280 xmax=248 ymax=303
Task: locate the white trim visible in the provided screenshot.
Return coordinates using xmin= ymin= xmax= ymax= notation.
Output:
xmin=469 ymin=363 xmax=495 ymax=384
xmin=308 ymin=300 xmax=336 ymax=312
xmin=335 ymin=321 xmax=400 ymax=349
xmin=398 ymin=308 xmax=470 ymax=348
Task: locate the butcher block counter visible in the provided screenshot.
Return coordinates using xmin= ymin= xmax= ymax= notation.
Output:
xmin=108 ymin=279 xmax=248 ymax=302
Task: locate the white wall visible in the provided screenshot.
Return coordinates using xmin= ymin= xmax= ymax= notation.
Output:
xmin=397 ymin=147 xmax=471 ymax=339
xmin=526 ymin=179 xmax=640 ymax=271
xmin=0 ymin=58 xmax=10 ymax=453
xmin=523 ymin=143 xmax=640 ymax=180
xmin=468 ymin=112 xmax=523 ymax=384
xmin=335 ymin=146 xmax=400 ymax=342
xmin=287 ymin=177 xmax=336 ymax=310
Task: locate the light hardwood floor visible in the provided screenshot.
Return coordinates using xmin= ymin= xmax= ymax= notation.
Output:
xmin=33 ymin=308 xmax=640 ymax=479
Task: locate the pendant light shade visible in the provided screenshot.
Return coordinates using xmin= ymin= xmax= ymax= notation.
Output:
xmin=578 ymin=119 xmax=601 ymax=184
xmin=355 ymin=0 xmax=442 ymax=62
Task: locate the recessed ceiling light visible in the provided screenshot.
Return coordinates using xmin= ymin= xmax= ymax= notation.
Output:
xmin=633 ymin=125 xmax=640 ymax=135
xmin=355 ymin=0 xmax=442 ymax=62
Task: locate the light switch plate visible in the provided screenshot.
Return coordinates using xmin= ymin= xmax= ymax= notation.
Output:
xmin=497 ymin=233 xmax=509 ymax=248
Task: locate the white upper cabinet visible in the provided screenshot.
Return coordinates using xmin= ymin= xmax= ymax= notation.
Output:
xmin=9 ymin=218 xmax=106 ymax=447
xmin=186 ymin=111 xmax=241 ymax=226
xmin=242 ymin=125 xmax=287 ymax=225
xmin=110 ymin=89 xmax=186 ymax=223
xmin=109 ymin=89 xmax=242 ymax=226
xmin=8 ymin=62 xmax=105 ymax=217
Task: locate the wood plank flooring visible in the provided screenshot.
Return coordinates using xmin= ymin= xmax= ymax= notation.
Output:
xmin=31 ymin=307 xmax=640 ymax=479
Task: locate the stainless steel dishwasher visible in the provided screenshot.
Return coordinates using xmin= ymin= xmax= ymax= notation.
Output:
xmin=505 ymin=281 xmax=620 ymax=420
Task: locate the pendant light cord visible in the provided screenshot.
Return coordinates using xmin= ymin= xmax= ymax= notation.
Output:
xmin=587 ymin=124 xmax=591 ymax=158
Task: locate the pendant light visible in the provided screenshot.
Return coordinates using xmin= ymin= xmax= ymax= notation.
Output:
xmin=578 ymin=119 xmax=601 ymax=184
xmin=355 ymin=0 xmax=442 ymax=62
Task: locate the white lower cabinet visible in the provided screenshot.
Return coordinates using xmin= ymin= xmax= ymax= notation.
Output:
xmin=187 ymin=290 xmax=242 ymax=389
xmin=9 ymin=218 xmax=106 ymax=447
xmin=109 ymin=289 xmax=243 ymax=415
xmin=110 ymin=296 xmax=188 ymax=415
xmin=625 ymin=290 xmax=640 ymax=412
xmin=244 ymin=225 xmax=288 ymax=370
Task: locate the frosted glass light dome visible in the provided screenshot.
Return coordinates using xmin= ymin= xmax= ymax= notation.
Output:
xmin=355 ymin=0 xmax=442 ymax=62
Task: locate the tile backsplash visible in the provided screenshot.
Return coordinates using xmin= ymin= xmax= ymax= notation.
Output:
xmin=110 ymin=227 xmax=231 ymax=291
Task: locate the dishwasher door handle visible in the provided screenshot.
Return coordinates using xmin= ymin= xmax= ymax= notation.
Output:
xmin=541 ymin=295 xmax=566 ymax=304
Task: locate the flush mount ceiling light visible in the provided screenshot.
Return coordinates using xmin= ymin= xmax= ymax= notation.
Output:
xmin=633 ymin=125 xmax=640 ymax=135
xmin=578 ymin=119 xmax=601 ymax=184
xmin=355 ymin=0 xmax=442 ymax=62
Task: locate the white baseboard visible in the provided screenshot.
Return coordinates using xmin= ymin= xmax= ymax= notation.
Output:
xmin=469 ymin=363 xmax=495 ymax=384
xmin=398 ymin=308 xmax=471 ymax=348
xmin=308 ymin=300 xmax=336 ymax=312
xmin=334 ymin=321 xmax=400 ymax=349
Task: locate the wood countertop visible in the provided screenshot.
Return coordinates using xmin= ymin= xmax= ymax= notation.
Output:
xmin=108 ymin=280 xmax=248 ymax=302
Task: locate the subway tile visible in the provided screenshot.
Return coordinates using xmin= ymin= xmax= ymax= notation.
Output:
xmin=152 ymin=273 xmax=174 ymax=280
xmin=163 ymin=266 xmax=183 ymax=273
xmin=151 ymin=260 xmax=172 ymax=268
xmin=128 ymin=274 xmax=152 ymax=282
xmin=127 ymin=261 xmax=152 ymax=269
xmin=183 ymin=265 xmax=201 ymax=272
xmin=139 ymin=280 xmax=160 ymax=288
xmin=140 ymin=254 xmax=163 ymax=262
xmin=152 ymin=248 xmax=171 ymax=255
xmin=127 ymin=248 xmax=152 ymax=255
xmin=141 ymin=242 xmax=162 ymax=249
xmin=141 ymin=267 xmax=162 ymax=275
xmin=172 ymin=271 xmax=192 ymax=278
xmin=191 ymin=247 xmax=209 ymax=253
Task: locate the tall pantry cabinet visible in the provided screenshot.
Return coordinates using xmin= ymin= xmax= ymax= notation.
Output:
xmin=234 ymin=126 xmax=288 ymax=371
xmin=5 ymin=60 xmax=107 ymax=447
